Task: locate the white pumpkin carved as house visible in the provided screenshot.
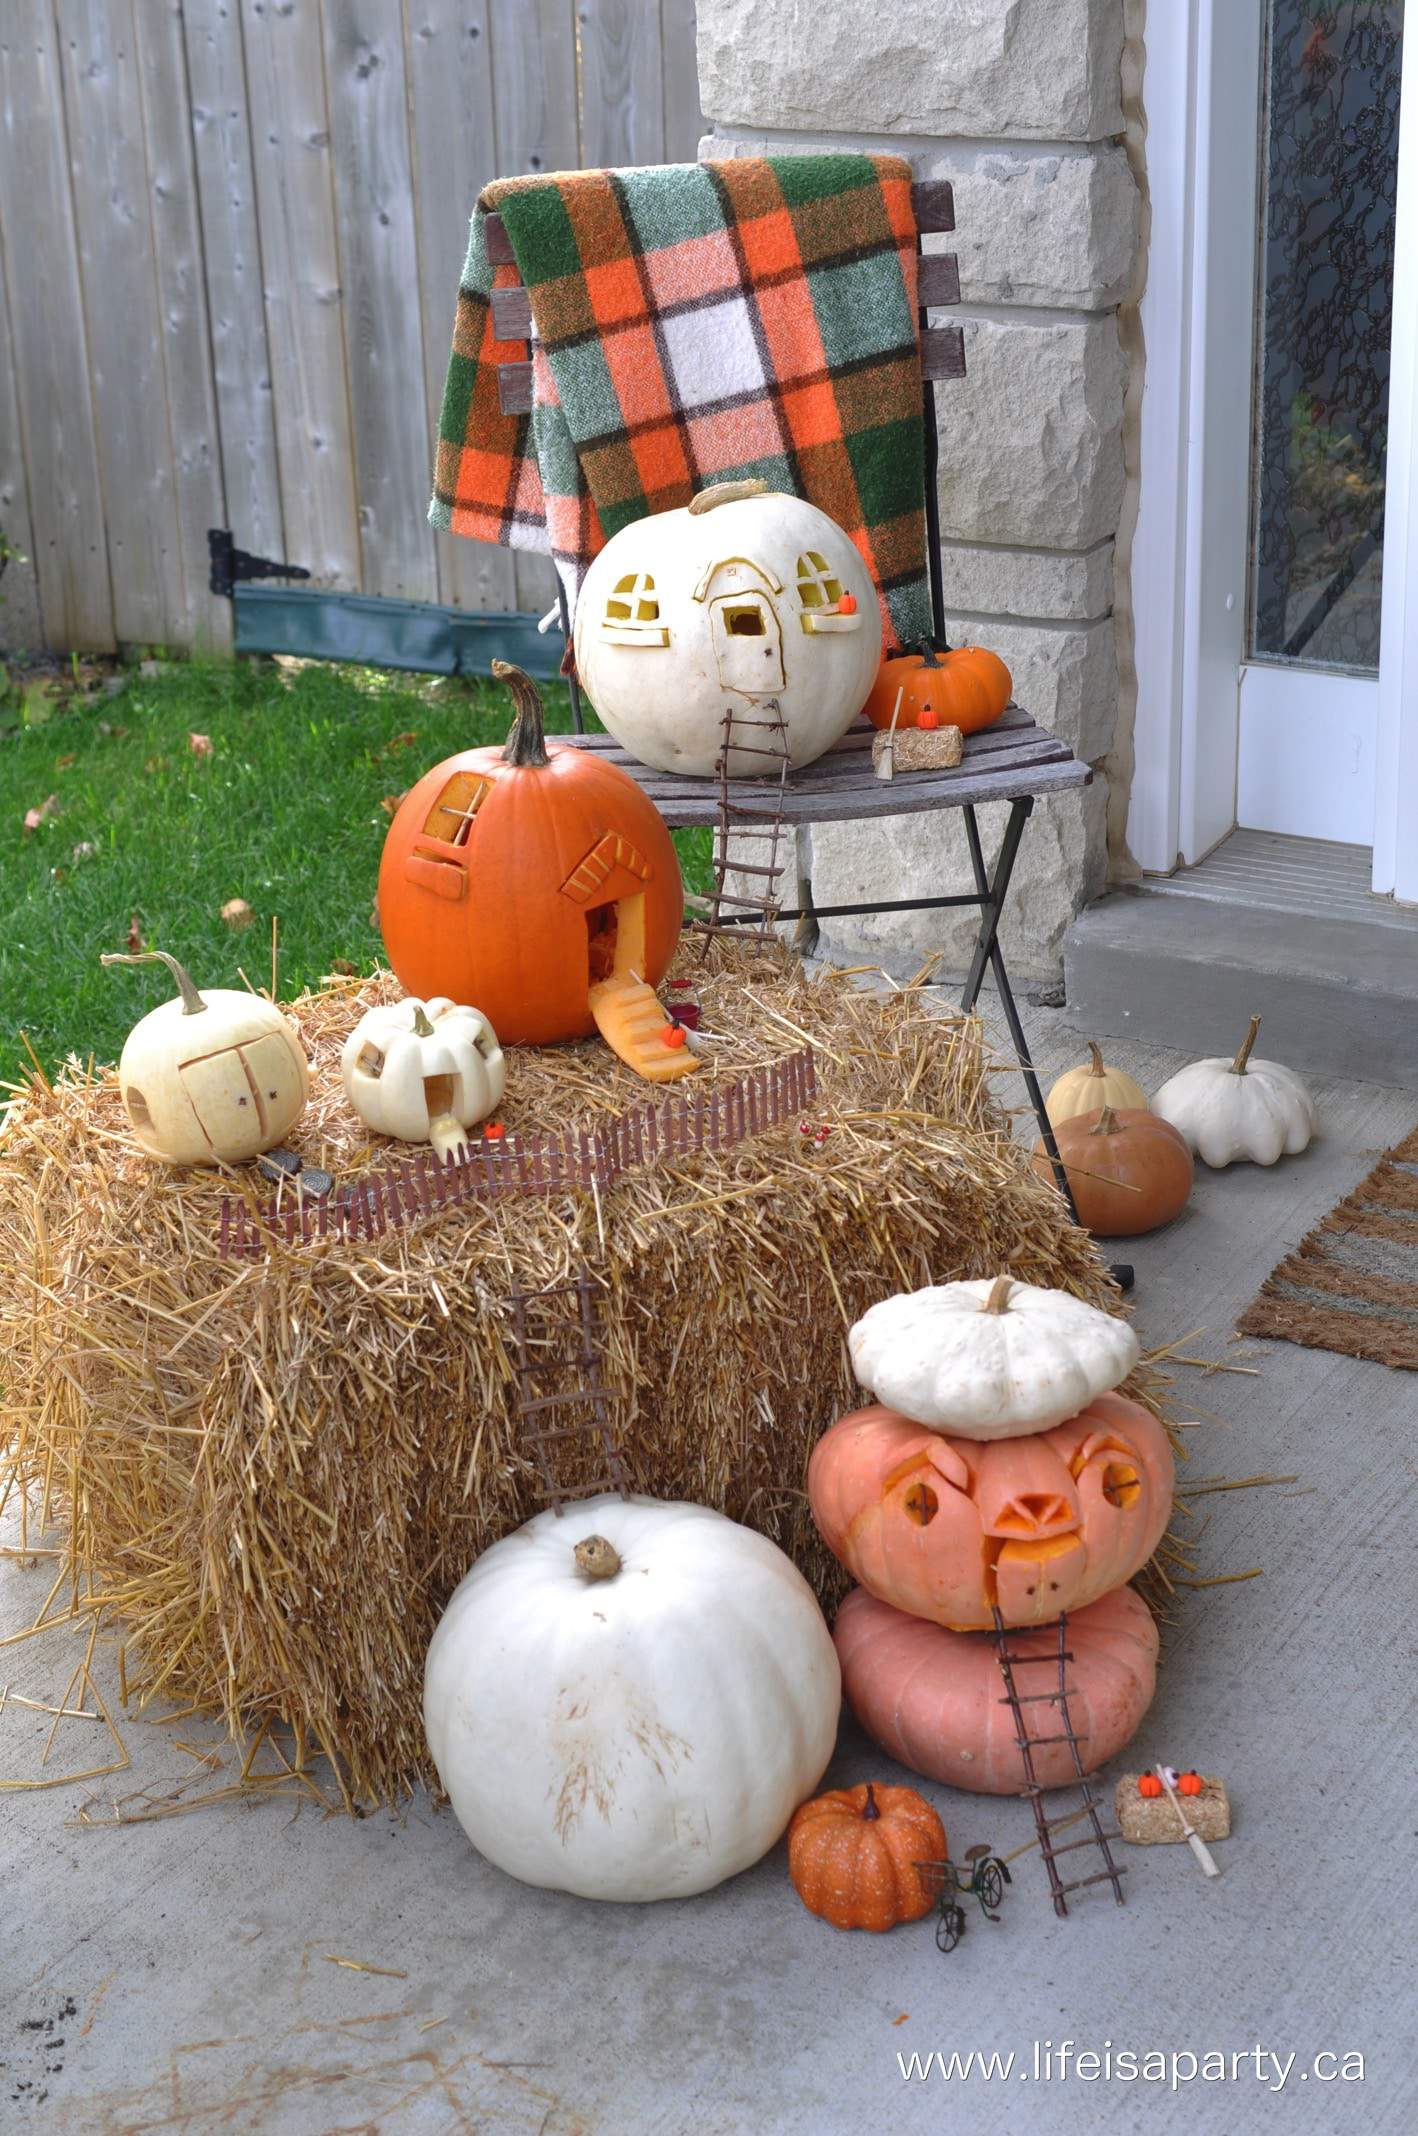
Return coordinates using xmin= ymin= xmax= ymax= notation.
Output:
xmin=573 ymin=481 xmax=881 ymax=777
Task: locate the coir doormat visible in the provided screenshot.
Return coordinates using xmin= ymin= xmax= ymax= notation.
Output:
xmin=1239 ymin=1124 xmax=1418 ymax=1368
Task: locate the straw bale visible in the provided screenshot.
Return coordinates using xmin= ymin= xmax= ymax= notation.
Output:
xmin=1 ymin=942 xmax=1132 ymax=1805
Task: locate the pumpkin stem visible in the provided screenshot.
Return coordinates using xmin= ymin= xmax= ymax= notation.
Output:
xmin=1090 ymin=1105 xmax=1122 ymax=1136
xmin=862 ymin=1783 xmax=882 ymax=1821
xmin=981 ymin=1275 xmax=1014 ymax=1315
xmin=573 ymin=1534 xmax=622 ymax=1582
xmin=687 ymin=477 xmax=770 ymax=514
xmin=1230 ymin=1014 xmax=1262 ymax=1075
xmin=100 ymin=949 xmax=206 ymax=1017
xmin=1087 ymin=1040 xmax=1105 ymax=1078
xmin=411 ymin=1004 xmax=435 ymax=1038
xmin=492 ymin=660 xmax=552 ymax=769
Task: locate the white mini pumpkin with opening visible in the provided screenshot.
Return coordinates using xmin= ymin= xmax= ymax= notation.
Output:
xmin=341 ymin=996 xmax=505 ymax=1160
xmin=573 ymin=480 xmax=881 ymax=776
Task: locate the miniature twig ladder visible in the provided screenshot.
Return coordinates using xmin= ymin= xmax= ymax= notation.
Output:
xmin=685 ymin=698 xmax=793 ymax=956
xmin=505 ymin=1274 xmax=629 ymax=1512
xmin=990 ymin=1608 xmax=1128 ymax=1918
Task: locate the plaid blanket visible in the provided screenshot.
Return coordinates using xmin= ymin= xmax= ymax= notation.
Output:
xmin=429 ymin=156 xmax=930 ymax=649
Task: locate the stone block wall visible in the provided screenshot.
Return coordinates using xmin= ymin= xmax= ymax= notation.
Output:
xmin=697 ymin=0 xmax=1140 ymax=981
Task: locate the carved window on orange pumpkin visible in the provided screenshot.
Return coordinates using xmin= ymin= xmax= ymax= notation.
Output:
xmin=422 ymin=772 xmax=490 ymax=847
xmin=602 ymin=571 xmax=669 ymax=648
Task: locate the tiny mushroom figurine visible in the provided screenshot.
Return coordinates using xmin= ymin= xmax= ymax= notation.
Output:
xmin=101 ymin=948 xmax=309 ymax=1166
xmin=341 ymin=996 xmax=506 ymax=1161
xmin=1151 ymin=1013 xmax=1316 ymax=1167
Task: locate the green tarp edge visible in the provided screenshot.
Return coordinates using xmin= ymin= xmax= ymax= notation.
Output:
xmin=231 ymin=585 xmax=563 ymax=680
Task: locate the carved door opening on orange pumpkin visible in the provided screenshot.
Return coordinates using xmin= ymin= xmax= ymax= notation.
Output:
xmin=379 ymin=664 xmax=693 ymax=1078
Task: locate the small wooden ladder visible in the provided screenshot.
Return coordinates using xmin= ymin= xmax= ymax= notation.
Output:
xmin=685 ymin=697 xmax=793 ymax=952
xmin=991 ymin=1608 xmax=1128 ymax=1918
xmin=505 ymin=1274 xmax=628 ymax=1512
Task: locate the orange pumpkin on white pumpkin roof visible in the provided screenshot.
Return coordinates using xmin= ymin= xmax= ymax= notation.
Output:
xmin=573 ymin=480 xmax=881 ymax=777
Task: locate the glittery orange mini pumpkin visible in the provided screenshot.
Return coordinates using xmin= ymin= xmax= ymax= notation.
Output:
xmin=788 ymin=1782 xmax=946 ymax=1932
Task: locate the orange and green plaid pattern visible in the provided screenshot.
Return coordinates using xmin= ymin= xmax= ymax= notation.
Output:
xmin=429 ymin=157 xmax=931 ymax=648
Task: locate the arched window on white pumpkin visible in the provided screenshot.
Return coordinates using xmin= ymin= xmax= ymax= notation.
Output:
xmin=796 ymin=551 xmax=860 ymax=634
xmin=601 ymin=571 xmax=669 ymax=648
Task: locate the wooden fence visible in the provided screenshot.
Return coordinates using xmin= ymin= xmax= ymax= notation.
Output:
xmin=0 ymin=0 xmax=703 ymax=656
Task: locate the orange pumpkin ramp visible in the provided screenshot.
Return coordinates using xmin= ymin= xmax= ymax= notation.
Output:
xmin=588 ymin=972 xmax=699 ymax=1083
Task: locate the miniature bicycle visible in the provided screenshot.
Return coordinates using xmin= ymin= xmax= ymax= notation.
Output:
xmin=915 ymin=1846 xmax=1013 ymax=1952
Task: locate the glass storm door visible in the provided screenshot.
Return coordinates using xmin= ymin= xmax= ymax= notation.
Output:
xmin=1239 ymin=0 xmax=1405 ymax=843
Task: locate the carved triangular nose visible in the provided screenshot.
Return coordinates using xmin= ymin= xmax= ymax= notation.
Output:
xmin=991 ymin=1492 xmax=1076 ymax=1538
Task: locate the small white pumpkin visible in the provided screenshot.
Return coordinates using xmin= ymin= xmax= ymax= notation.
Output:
xmin=1045 ymin=1040 xmax=1147 ymax=1129
xmin=574 ymin=480 xmax=880 ymax=778
xmin=101 ymin=948 xmax=309 ymax=1166
xmin=341 ymin=996 xmax=505 ymax=1160
xmin=848 ymin=1275 xmax=1139 ymax=1439
xmin=1151 ymin=1014 xmax=1316 ymax=1168
xmin=424 ymin=1495 xmax=841 ymax=1902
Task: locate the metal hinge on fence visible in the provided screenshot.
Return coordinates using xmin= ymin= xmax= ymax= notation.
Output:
xmin=208 ymin=527 xmax=312 ymax=601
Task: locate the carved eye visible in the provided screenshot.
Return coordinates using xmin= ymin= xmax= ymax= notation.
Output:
xmin=1102 ymin=1462 xmax=1141 ymax=1509
xmin=902 ymin=1481 xmax=939 ymax=1527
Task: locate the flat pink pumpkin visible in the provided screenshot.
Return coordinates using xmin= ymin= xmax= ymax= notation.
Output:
xmin=808 ymin=1395 xmax=1173 ymax=1631
xmin=835 ymin=1584 xmax=1159 ymax=1794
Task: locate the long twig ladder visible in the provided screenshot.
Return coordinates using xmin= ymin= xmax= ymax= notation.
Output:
xmin=990 ymin=1607 xmax=1128 ymax=1918
xmin=685 ymin=698 xmax=793 ymax=951
xmin=505 ymin=1274 xmax=629 ymax=1513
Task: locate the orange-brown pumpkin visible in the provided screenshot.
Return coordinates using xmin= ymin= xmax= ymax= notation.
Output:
xmin=808 ymin=1396 xmax=1173 ymax=1631
xmin=863 ymin=640 xmax=1012 ymax=734
xmin=788 ymin=1781 xmax=945 ymax=1931
xmin=835 ymin=1586 xmax=1159 ymax=1794
xmin=378 ymin=662 xmax=684 ymax=1046
xmin=1033 ymin=1105 xmax=1194 ymax=1238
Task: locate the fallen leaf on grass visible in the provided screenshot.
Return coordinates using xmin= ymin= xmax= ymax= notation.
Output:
xmin=22 ymin=794 xmax=59 ymax=836
xmin=144 ymin=755 xmax=169 ymax=777
xmin=380 ymin=792 xmax=407 ymax=818
xmin=329 ymin=958 xmax=358 ymax=976
xmin=188 ymin=732 xmax=214 ymax=758
xmin=55 ymin=752 xmax=76 ymax=771
xmin=379 ymin=730 xmax=419 ymax=758
xmin=221 ymin=898 xmax=256 ymax=930
xmin=71 ymin=841 xmax=97 ymax=862
xmin=127 ymin=914 xmax=143 ymax=953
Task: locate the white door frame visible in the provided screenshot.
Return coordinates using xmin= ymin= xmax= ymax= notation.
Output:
xmin=1129 ymin=0 xmax=1418 ymax=900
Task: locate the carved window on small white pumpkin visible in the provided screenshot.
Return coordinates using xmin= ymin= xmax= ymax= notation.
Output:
xmin=601 ymin=571 xmax=669 ymax=648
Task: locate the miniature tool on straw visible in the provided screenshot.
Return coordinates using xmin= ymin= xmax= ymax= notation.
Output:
xmin=1155 ymin=1764 xmax=1221 ymax=1878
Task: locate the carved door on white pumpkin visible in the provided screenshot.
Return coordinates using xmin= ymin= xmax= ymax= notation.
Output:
xmin=707 ymin=566 xmax=785 ymax=696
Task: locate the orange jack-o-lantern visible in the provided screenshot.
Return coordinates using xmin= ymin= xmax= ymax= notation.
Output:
xmin=378 ymin=663 xmax=684 ymax=1046
xmin=808 ymin=1394 xmax=1174 ymax=1631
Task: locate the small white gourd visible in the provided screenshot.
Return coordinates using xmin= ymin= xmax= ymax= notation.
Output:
xmin=848 ymin=1275 xmax=1140 ymax=1439
xmin=424 ymin=1496 xmax=841 ymax=1902
xmin=101 ymin=948 xmax=310 ymax=1166
xmin=341 ymin=996 xmax=505 ymax=1160
xmin=1151 ymin=1014 xmax=1316 ymax=1168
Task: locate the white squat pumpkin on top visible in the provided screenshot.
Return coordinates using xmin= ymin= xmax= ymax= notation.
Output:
xmin=341 ymin=996 xmax=505 ymax=1160
xmin=847 ymin=1275 xmax=1140 ymax=1440
xmin=1151 ymin=1014 xmax=1316 ymax=1168
xmin=424 ymin=1496 xmax=841 ymax=1902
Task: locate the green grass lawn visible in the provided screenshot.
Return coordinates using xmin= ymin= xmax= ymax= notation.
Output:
xmin=0 ymin=658 xmax=712 ymax=1089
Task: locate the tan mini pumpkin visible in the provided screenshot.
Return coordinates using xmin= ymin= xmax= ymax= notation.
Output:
xmin=341 ymin=996 xmax=506 ymax=1161
xmin=788 ymin=1782 xmax=945 ymax=1931
xmin=101 ymin=949 xmax=309 ymax=1166
xmin=809 ymin=1396 xmax=1173 ymax=1631
xmin=1045 ymin=1041 xmax=1147 ymax=1129
xmin=1033 ymin=1106 xmax=1194 ymax=1238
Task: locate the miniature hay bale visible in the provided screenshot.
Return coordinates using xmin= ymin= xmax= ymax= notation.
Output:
xmin=1115 ymin=1776 xmax=1231 ymax=1845
xmin=1 ymin=942 xmax=1125 ymax=1806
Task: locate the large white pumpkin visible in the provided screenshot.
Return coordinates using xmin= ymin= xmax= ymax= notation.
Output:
xmin=424 ymin=1495 xmax=841 ymax=1901
xmin=573 ymin=482 xmax=881 ymax=777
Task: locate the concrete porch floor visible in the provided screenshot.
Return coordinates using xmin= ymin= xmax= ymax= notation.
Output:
xmin=4 ymin=1005 xmax=1414 ymax=2134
